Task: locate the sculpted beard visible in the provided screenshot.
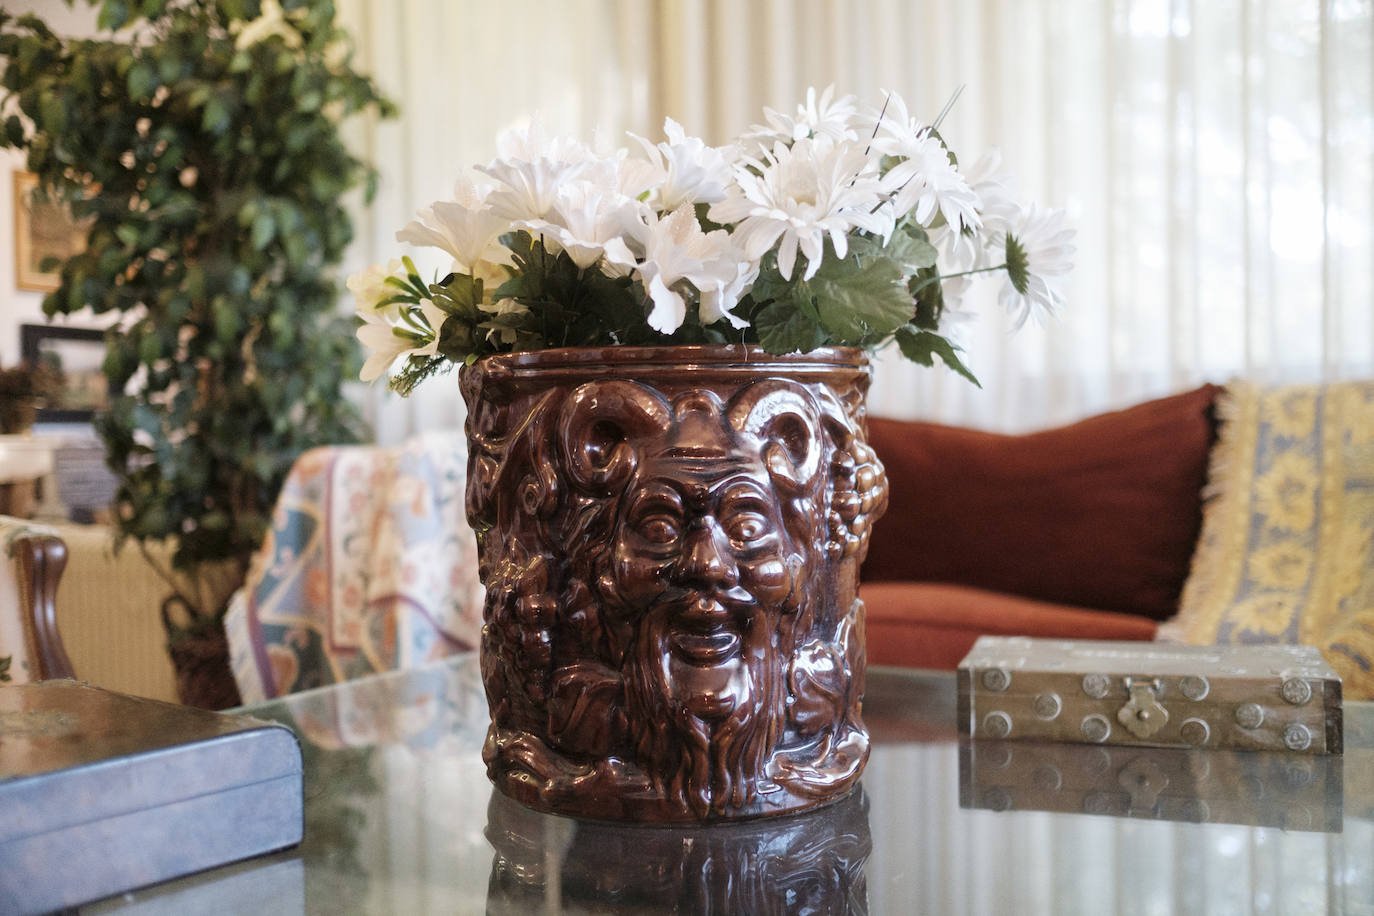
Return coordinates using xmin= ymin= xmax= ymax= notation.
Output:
xmin=625 ymin=598 xmax=788 ymax=819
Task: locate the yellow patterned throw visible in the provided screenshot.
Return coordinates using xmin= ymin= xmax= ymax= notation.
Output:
xmin=1160 ymin=381 xmax=1374 ymax=699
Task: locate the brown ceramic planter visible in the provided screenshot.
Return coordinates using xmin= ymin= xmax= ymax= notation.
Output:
xmin=461 ymin=345 xmax=888 ymax=822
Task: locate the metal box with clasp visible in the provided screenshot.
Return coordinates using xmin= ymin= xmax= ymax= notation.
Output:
xmin=956 ymin=636 xmax=1342 ymax=754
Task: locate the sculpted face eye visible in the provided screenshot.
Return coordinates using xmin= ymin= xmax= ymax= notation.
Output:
xmin=639 ymin=515 xmax=681 ymax=545
xmin=627 ymin=483 xmax=685 ymax=549
xmin=723 ymin=510 xmax=770 ymax=543
xmin=716 ymin=481 xmax=778 ymax=547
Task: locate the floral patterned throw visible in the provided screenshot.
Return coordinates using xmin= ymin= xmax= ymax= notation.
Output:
xmin=225 ymin=433 xmax=485 ymax=702
xmin=1160 ymin=381 xmax=1374 ymax=698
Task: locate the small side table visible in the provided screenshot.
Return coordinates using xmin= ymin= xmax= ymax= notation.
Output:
xmin=0 ymin=434 xmax=57 ymax=518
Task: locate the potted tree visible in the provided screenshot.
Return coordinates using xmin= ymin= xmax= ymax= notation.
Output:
xmin=0 ymin=0 xmax=394 ymax=707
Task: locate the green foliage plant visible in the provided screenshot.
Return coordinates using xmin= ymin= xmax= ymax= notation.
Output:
xmin=0 ymin=0 xmax=395 ymax=627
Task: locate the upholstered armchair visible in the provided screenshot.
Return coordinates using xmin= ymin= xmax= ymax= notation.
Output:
xmin=224 ymin=432 xmax=485 ymax=702
xmin=0 ymin=516 xmax=74 ymax=684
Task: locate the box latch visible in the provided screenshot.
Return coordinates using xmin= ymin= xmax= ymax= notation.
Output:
xmin=1117 ymin=678 xmax=1168 ymax=738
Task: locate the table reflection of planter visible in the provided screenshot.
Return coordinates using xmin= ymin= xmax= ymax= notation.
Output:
xmin=462 ymin=345 xmax=888 ymax=822
xmin=484 ymin=785 xmax=872 ymax=913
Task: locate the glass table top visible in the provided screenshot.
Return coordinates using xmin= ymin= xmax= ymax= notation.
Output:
xmin=86 ymin=654 xmax=1374 ymax=915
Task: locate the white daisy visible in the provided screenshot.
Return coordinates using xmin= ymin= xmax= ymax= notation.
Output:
xmin=930 ymin=148 xmax=1018 ymax=271
xmin=355 ymin=299 xmax=447 ymax=382
xmin=524 ymin=181 xmax=647 ymax=270
xmin=743 ymin=85 xmax=862 ymax=151
xmin=926 ymin=148 xmax=1022 ymax=313
xmin=870 ymin=92 xmax=981 ymax=232
xmin=477 ymin=121 xmax=602 ymax=222
xmin=491 ymin=117 xmax=594 ymax=167
xmin=708 ymin=135 xmax=888 ymax=281
xmin=996 ymin=204 xmax=1076 ymax=328
xmin=699 ymin=257 xmax=759 ymax=329
xmin=479 ymin=158 xmax=586 ymax=223
xmin=396 ymin=174 xmax=511 ymax=273
xmin=629 ymin=117 xmax=739 ymax=211
xmin=346 ymin=259 xmax=405 ymax=320
xmin=606 ymin=205 xmax=738 ymax=334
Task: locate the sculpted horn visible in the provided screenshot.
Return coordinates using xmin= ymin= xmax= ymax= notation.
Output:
xmin=557 ymin=380 xmax=671 ymax=496
xmin=727 ymin=380 xmax=825 ymax=489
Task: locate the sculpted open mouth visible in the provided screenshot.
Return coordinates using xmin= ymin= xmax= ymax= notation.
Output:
xmin=667 ymin=596 xmax=741 ymax=664
xmin=669 ymin=628 xmax=740 ymax=665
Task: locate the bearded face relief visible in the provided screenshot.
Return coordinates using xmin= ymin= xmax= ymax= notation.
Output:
xmin=614 ymin=462 xmax=805 ymax=817
xmin=614 ymin=466 xmax=804 ymax=700
xmin=462 ymin=347 xmax=886 ymax=822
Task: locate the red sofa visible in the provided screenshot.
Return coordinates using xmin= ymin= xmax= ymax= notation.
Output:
xmin=860 ymin=384 xmax=1221 ymax=669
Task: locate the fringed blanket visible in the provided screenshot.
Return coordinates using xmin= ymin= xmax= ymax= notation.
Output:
xmin=225 ymin=432 xmax=485 ymax=702
xmin=1160 ymin=381 xmax=1374 ymax=699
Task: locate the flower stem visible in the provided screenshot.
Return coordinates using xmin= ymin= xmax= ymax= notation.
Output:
xmin=909 ymin=263 xmax=1007 ymax=295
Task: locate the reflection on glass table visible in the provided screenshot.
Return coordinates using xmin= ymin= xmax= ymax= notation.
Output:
xmin=85 ymin=654 xmax=1374 ymax=915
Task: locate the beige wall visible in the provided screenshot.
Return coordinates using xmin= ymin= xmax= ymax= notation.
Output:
xmin=53 ymin=522 xmax=180 ymax=703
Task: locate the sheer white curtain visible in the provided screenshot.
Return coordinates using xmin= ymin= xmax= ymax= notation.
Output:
xmin=337 ymin=0 xmax=1373 ymax=440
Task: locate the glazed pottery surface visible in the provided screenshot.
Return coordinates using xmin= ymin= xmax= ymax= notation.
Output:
xmin=461 ymin=345 xmax=888 ymax=821
xmin=484 ymin=785 xmax=872 ymax=910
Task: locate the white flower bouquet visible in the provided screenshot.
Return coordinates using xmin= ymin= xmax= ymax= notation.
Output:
xmin=352 ymin=87 xmax=1075 ymax=394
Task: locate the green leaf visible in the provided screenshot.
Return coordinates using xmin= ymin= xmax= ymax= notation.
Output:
xmin=4 ymin=115 xmax=24 ymax=147
xmin=848 ymin=226 xmax=938 ymax=275
xmin=808 ymin=256 xmax=913 ymax=345
xmin=137 ymin=330 xmax=162 ymax=366
xmin=883 ymin=228 xmax=939 ymax=272
xmin=753 ymin=298 xmax=825 ymax=355
xmin=384 ymin=273 xmax=429 ymax=302
xmin=746 ymin=256 xmax=790 ymax=305
xmin=213 ymin=300 xmax=238 ymax=343
xmin=227 ymin=266 xmax=251 ymax=296
xmin=251 ymin=209 xmax=275 ymax=250
xmin=98 ymin=0 xmax=130 ymax=31
xmin=430 ymin=274 xmax=482 ymax=320
xmin=38 ymin=93 xmax=63 ymax=134
xmin=126 ymin=60 xmax=154 ymax=98
xmin=894 ymin=325 xmax=981 ymax=387
xmin=156 ymin=53 xmax=182 ymax=86
xmin=909 ymin=267 xmax=945 ymax=330
xmin=201 ymin=95 xmax=229 ymax=134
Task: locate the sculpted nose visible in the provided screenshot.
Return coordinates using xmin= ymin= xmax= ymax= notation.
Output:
xmin=677 ymin=520 xmax=738 ymax=589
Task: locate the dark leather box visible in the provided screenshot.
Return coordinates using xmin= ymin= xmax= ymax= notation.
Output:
xmin=0 ymin=680 xmax=302 ymax=915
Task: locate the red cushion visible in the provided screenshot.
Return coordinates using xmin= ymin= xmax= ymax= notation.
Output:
xmin=861 ymin=385 xmax=1219 ymax=621
xmin=861 ymin=581 xmax=1158 ymax=670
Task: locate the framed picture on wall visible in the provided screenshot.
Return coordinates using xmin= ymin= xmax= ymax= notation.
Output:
xmin=12 ymin=171 xmax=88 ymax=292
xmin=20 ymin=324 xmax=110 ymax=423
